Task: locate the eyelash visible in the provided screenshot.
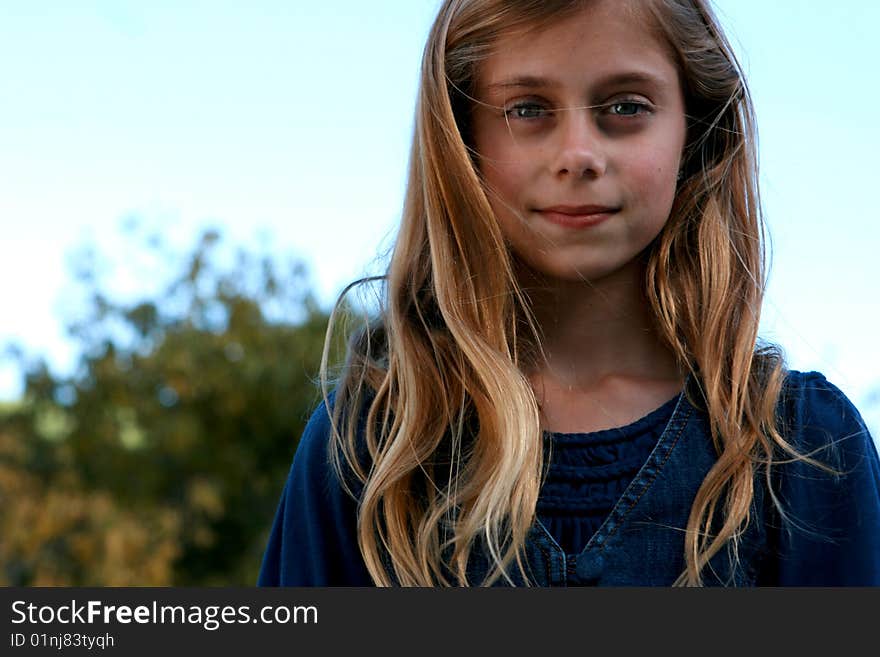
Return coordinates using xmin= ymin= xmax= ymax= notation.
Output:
xmin=502 ymin=99 xmax=652 ymax=121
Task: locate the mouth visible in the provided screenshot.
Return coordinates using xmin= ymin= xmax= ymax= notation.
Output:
xmin=534 ymin=205 xmax=620 ymax=229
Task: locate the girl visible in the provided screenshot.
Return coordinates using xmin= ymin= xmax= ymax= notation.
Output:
xmin=259 ymin=0 xmax=880 ymax=586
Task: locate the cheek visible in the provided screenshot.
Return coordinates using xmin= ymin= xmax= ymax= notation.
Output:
xmin=624 ymin=148 xmax=680 ymax=208
xmin=474 ymin=118 xmax=534 ymax=201
xmin=481 ymin=168 xmax=523 ymax=242
xmin=477 ymin=144 xmax=530 ymax=210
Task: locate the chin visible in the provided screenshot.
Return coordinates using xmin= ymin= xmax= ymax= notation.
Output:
xmin=525 ymin=258 xmax=644 ymax=284
xmin=549 ymin=267 xmax=621 ymax=284
xmin=514 ymin=253 xmax=627 ymax=285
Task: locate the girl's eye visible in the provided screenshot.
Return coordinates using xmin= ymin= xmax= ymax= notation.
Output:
xmin=504 ymin=103 xmax=551 ymax=120
xmin=605 ymin=101 xmax=650 ymax=117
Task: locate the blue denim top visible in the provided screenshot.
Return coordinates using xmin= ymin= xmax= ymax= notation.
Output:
xmin=537 ymin=395 xmax=676 ymax=555
xmin=258 ymin=370 xmax=880 ymax=586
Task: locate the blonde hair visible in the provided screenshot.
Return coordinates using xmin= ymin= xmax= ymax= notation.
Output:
xmin=319 ymin=0 xmax=820 ymax=586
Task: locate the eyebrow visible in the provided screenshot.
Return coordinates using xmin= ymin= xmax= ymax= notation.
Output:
xmin=485 ymin=71 xmax=667 ymax=93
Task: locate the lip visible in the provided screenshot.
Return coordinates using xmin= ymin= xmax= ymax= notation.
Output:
xmin=535 ymin=205 xmax=619 ymax=229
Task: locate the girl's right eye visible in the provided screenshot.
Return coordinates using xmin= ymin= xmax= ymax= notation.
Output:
xmin=503 ymin=102 xmax=551 ymax=120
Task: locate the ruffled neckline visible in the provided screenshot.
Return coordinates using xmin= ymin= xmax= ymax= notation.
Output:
xmin=535 ymin=392 xmax=682 ymax=552
xmin=542 ymin=392 xmax=682 ymax=446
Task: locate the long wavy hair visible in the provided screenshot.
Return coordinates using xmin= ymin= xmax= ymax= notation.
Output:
xmin=318 ymin=0 xmax=820 ymax=586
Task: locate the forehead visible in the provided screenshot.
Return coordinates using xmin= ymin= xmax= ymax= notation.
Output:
xmin=476 ymin=0 xmax=677 ymax=95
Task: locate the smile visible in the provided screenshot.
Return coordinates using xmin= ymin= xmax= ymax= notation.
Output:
xmin=535 ymin=206 xmax=620 ymax=229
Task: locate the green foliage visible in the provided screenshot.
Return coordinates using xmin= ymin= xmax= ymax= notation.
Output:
xmin=0 ymin=226 xmax=363 ymax=585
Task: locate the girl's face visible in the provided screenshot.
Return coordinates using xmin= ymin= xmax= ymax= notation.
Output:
xmin=472 ymin=0 xmax=687 ymax=283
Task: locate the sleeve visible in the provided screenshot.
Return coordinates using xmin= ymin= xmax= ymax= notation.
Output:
xmin=765 ymin=370 xmax=880 ymax=585
xmin=257 ymin=391 xmax=375 ymax=586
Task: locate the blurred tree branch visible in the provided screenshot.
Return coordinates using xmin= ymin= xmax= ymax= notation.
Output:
xmin=0 ymin=224 xmax=364 ymax=585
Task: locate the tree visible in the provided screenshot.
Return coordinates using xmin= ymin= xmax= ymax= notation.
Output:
xmin=0 ymin=225 xmax=358 ymax=585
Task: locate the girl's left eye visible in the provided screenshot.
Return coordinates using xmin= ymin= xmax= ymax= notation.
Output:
xmin=605 ymin=101 xmax=650 ymax=117
xmin=504 ymin=103 xmax=550 ymax=120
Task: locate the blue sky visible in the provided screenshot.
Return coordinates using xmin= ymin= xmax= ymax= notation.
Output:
xmin=1 ymin=1 xmax=878 ymax=435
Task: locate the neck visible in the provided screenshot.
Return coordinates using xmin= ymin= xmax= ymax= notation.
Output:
xmin=516 ymin=255 xmax=683 ymax=392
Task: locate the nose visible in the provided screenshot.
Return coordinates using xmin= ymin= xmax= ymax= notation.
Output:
xmin=550 ymin=108 xmax=607 ymax=179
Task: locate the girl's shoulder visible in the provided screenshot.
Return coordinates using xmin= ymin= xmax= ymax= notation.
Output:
xmin=776 ymin=369 xmax=874 ymax=454
xmin=771 ymin=368 xmax=878 ymax=528
xmin=296 ymin=386 xmax=378 ymax=489
xmin=760 ymin=370 xmax=880 ymax=585
xmin=282 ymin=388 xmax=344 ymax=495
xmin=778 ymin=368 xmax=864 ymax=416
xmin=258 ymin=387 xmax=375 ymax=586
xmin=291 ymin=389 xmax=338 ymax=472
